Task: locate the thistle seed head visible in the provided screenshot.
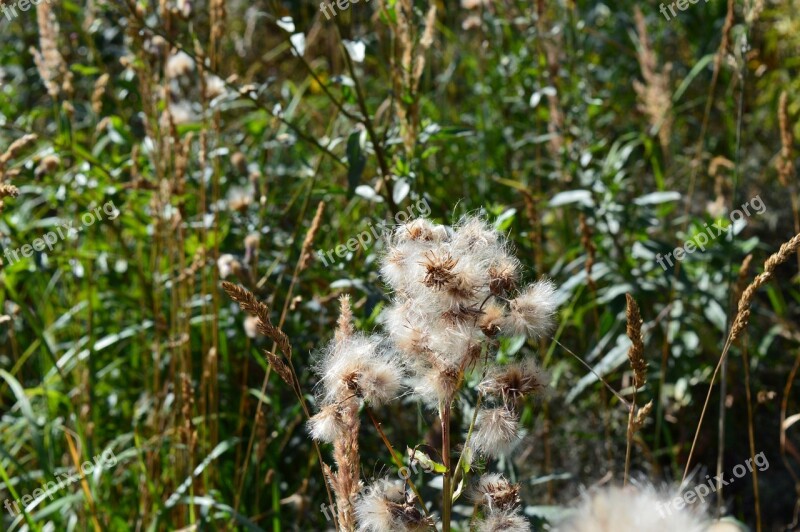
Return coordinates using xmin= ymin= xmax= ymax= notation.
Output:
xmin=472 ymin=407 xmax=520 ymax=458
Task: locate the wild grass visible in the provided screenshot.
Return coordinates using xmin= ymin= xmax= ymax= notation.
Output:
xmin=0 ymin=0 xmax=799 ymax=530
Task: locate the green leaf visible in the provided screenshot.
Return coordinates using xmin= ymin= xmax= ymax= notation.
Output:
xmin=248 ymin=388 xmax=273 ymax=405
xmin=550 ymin=190 xmax=593 ymax=207
xmin=633 ymin=191 xmax=681 ymax=205
xmin=0 ymin=370 xmax=36 ymax=424
xmin=164 ymin=439 xmax=240 ymax=509
xmin=69 ymin=64 xmax=101 ymax=76
xmin=673 ymin=54 xmax=714 ymax=103
xmin=346 ymin=129 xmax=367 ymax=194
xmin=407 ymin=448 xmax=447 ymax=473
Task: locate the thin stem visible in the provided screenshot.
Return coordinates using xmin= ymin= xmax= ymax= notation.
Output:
xmin=780 ymin=349 xmax=800 ymax=529
xmin=364 ymin=407 xmax=430 ymax=518
xmin=283 ymin=37 xmax=360 ymax=124
xmin=683 ymin=336 xmax=734 ymax=481
xmin=551 ymin=338 xmax=630 ymax=409
xmin=741 ymin=336 xmax=762 ymax=532
xmin=333 ymin=23 xmax=398 ymax=214
xmin=716 ymin=354 xmax=728 ymax=518
xmin=451 ymin=394 xmax=483 ymax=494
xmin=441 ymin=401 xmax=452 ymax=532
xmin=624 ymin=389 xmax=636 ymax=487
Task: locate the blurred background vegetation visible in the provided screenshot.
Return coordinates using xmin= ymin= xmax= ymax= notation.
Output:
xmin=1 ymin=0 xmax=799 ymax=530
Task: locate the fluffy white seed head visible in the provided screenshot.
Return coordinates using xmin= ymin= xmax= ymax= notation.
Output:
xmin=393 ymin=218 xmax=448 ymax=244
xmin=487 ymin=255 xmax=521 ymax=296
xmin=472 ymin=407 xmax=520 ymax=458
xmin=418 ymin=244 xmax=487 ymax=307
xmin=307 ymin=404 xmax=343 ymax=443
xmin=204 ymin=74 xmax=226 ymax=99
xmin=471 ymin=473 xmax=521 ymax=512
xmin=383 ymin=301 xmax=432 ymax=359
xmin=355 ymin=479 xmax=432 ymax=532
xmin=410 ymin=364 xmax=461 ymax=408
xmin=356 ymin=359 xmax=404 ymax=406
xmin=316 ymin=334 xmax=403 ymax=405
xmin=476 ymin=508 xmax=530 ymax=532
xmin=501 ymin=279 xmax=558 ymax=338
xmin=450 ymin=217 xmax=501 ymax=258
xmin=381 ymin=240 xmax=430 ymax=295
xmin=479 ymin=360 xmax=547 ymax=406
xmin=427 ymin=321 xmax=484 ymax=365
xmin=554 ymin=485 xmax=709 ymax=532
xmin=355 ymin=479 xmax=404 ymax=531
xmin=479 ymin=302 xmax=506 ymax=337
xmin=376 ymin=216 xmax=561 ymax=410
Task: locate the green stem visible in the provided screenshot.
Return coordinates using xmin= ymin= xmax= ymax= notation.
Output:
xmin=451 ymin=395 xmax=483 ymax=493
xmin=441 ymin=401 xmax=452 ymax=532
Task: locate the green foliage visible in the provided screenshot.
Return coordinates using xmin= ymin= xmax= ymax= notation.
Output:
xmin=0 ymin=0 xmax=798 ymax=530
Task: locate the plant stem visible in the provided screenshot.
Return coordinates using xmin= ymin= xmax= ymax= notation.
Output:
xmin=624 ymin=399 xmax=634 ymax=487
xmin=441 ymin=401 xmax=452 ymax=532
xmin=451 ymin=395 xmax=483 ymax=493
xmin=365 ymin=407 xmax=430 ymax=518
xmin=741 ymin=336 xmax=762 ymax=532
xmin=332 ymin=22 xmax=398 ymax=215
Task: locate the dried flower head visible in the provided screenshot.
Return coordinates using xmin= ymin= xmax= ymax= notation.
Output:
xmin=355 ymin=479 xmax=433 ymax=532
xmin=380 ymin=216 xmax=559 ymax=408
xmin=472 ymin=474 xmax=521 ymax=512
xmin=450 ymin=217 xmax=500 ymax=256
xmin=476 ymin=509 xmax=530 ymax=532
xmin=501 ymin=279 xmax=558 ymax=338
xmin=383 ymin=300 xmax=432 ymax=358
xmin=421 ymin=249 xmax=459 ymax=290
xmin=317 ymin=333 xmax=403 ymax=406
xmin=462 ymin=0 xmax=490 ymax=8
xmin=472 ymin=407 xmax=520 ymax=458
xmin=479 ymin=302 xmax=505 ymax=337
xmin=488 ymin=257 xmax=520 ymax=296
xmin=479 ymin=360 xmax=546 ymax=406
xmin=397 ymin=218 xmax=448 ymax=243
xmin=231 ymin=151 xmax=247 ymax=174
xmin=411 ymin=363 xmax=461 ymax=407
xmin=307 ymin=403 xmax=344 ymax=443
xmin=225 ymin=186 xmax=252 ymax=213
xmin=244 ymin=233 xmax=260 ymax=264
